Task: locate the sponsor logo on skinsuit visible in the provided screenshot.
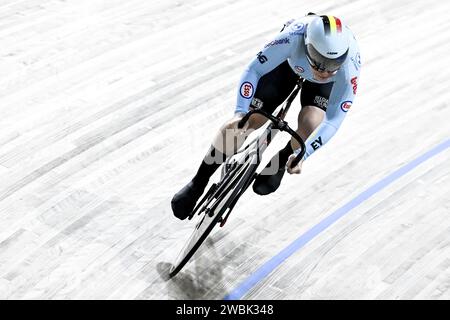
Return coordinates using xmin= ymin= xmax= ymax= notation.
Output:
xmin=292 ymin=23 xmax=305 ymax=31
xmin=351 ymin=52 xmax=361 ymax=70
xmin=314 ymin=96 xmax=328 ymax=109
xmin=294 ymin=66 xmax=304 ymax=73
xmin=240 ymin=82 xmax=254 ymax=99
xmin=311 ymin=136 xmax=323 ymax=150
xmin=264 ymin=38 xmax=290 ymax=48
xmin=289 ymin=23 xmax=305 ymax=36
xmin=351 ymin=76 xmax=358 ymax=94
xmin=257 ymin=51 xmax=268 ymax=64
xmin=340 ymin=100 xmax=352 ymax=112
xmin=251 ymin=97 xmax=264 ymax=108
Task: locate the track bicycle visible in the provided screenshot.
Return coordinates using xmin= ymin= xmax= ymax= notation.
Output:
xmin=169 ymin=79 xmax=306 ymax=277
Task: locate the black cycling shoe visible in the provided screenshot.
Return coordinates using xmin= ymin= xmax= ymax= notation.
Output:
xmin=253 ymin=141 xmax=293 ymax=195
xmin=171 ymin=180 xmax=206 ymax=220
xmin=253 ymin=166 xmax=286 ymax=195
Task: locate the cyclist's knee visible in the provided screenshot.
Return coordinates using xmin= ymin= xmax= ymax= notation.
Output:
xmin=213 ymin=115 xmax=246 ymax=155
xmin=221 ymin=114 xmax=245 ymax=132
xmin=247 ymin=113 xmax=267 ymax=130
xmin=221 ymin=111 xmax=266 ymax=134
xmin=297 ymin=105 xmax=324 ymax=136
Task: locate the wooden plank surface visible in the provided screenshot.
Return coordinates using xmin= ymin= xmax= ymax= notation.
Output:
xmin=0 ymin=0 xmax=449 ymax=299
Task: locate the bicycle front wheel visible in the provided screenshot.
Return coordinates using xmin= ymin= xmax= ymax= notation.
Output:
xmin=169 ymin=156 xmax=256 ymax=277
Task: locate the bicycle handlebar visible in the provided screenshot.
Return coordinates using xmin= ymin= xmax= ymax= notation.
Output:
xmin=237 ymin=109 xmax=306 ymax=169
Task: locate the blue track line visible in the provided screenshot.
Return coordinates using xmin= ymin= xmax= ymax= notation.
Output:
xmin=224 ymin=138 xmax=450 ymax=300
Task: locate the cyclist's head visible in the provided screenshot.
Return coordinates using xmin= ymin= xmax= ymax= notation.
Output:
xmin=304 ymin=15 xmax=350 ymax=74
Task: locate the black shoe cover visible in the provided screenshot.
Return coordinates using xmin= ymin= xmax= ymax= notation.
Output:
xmin=171 ymin=181 xmax=206 ymax=220
xmin=253 ymin=167 xmax=286 ymax=195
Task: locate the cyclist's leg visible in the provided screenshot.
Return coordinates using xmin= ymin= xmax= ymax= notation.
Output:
xmin=172 ymin=61 xmax=298 ymax=219
xmin=253 ymin=80 xmax=332 ymax=195
xmin=171 ymin=113 xmax=266 ymax=220
xmin=211 ymin=111 xmax=266 ymax=157
xmin=290 ymin=80 xmax=332 ymax=150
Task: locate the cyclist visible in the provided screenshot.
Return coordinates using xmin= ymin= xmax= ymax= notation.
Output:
xmin=172 ymin=13 xmax=361 ymax=220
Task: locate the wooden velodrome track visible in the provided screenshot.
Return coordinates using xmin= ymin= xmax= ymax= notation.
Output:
xmin=0 ymin=0 xmax=449 ymax=299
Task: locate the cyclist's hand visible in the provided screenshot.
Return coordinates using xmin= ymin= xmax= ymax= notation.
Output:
xmin=286 ymin=155 xmax=303 ymax=174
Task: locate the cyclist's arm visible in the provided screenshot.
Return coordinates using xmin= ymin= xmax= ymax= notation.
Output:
xmin=234 ymin=28 xmax=299 ymax=114
xmin=296 ymin=71 xmax=360 ymax=160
